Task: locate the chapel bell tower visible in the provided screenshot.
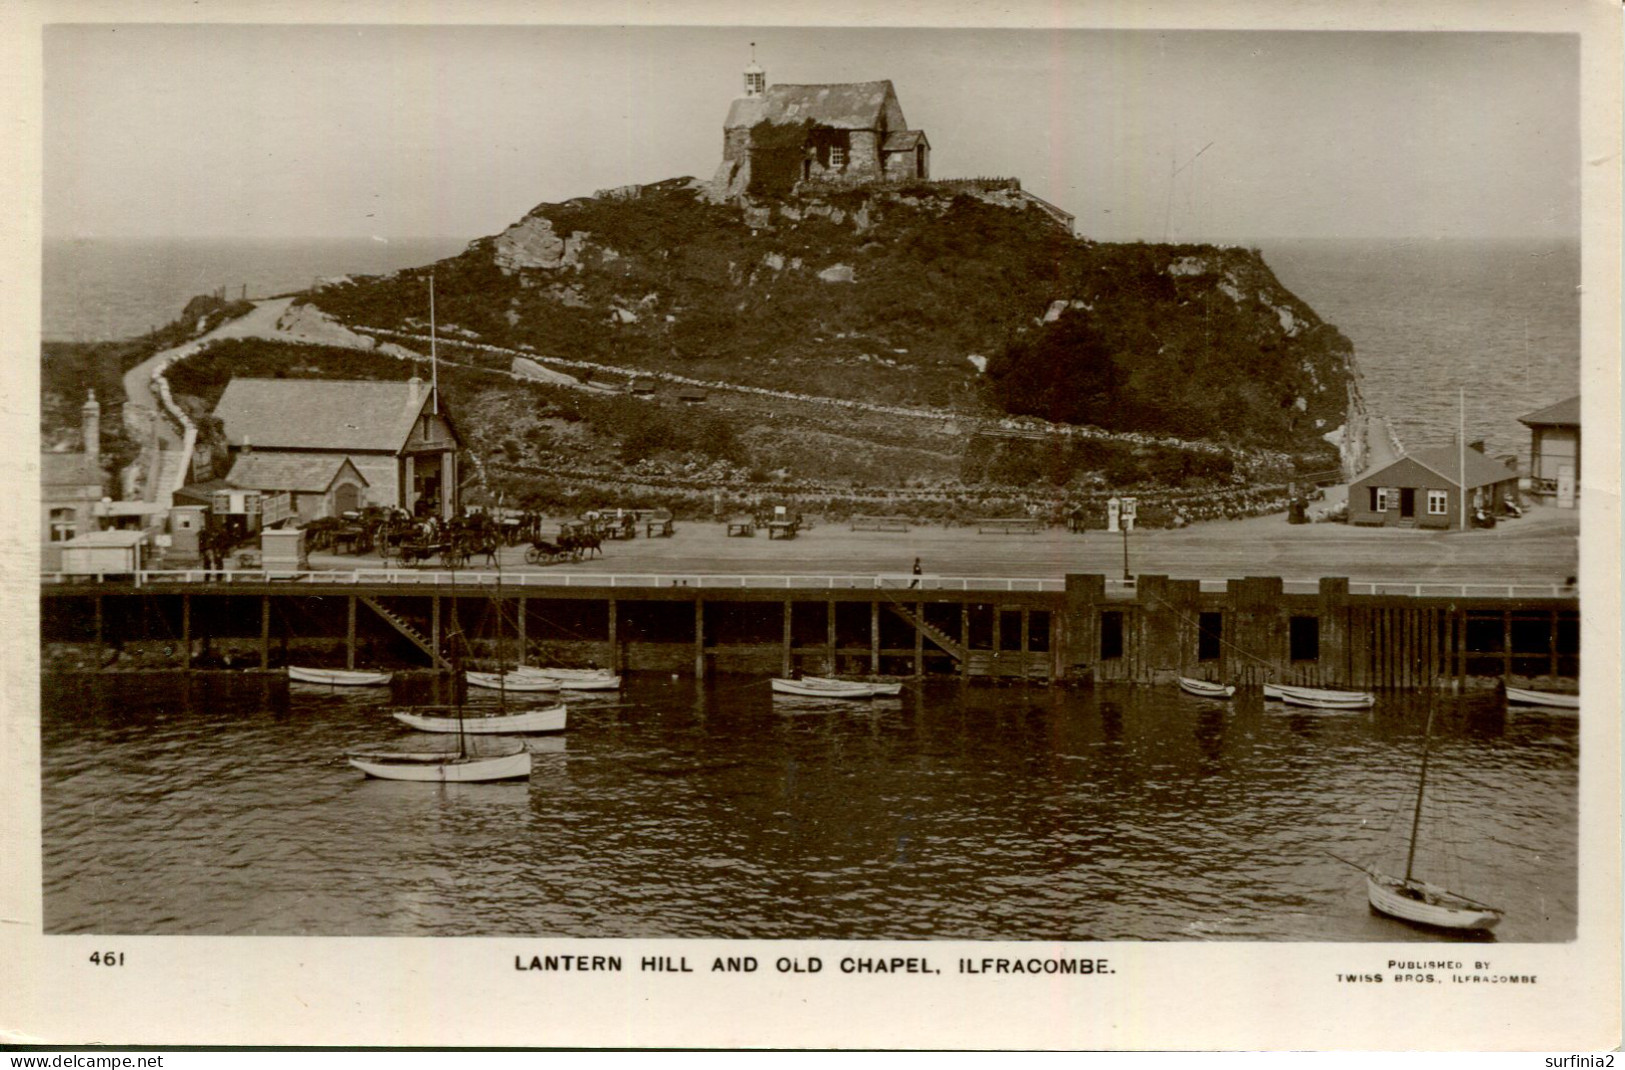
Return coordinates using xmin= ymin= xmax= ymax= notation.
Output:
xmin=743 ymin=43 xmax=766 ymax=97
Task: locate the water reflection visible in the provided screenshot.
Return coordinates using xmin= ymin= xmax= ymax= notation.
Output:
xmin=40 ymin=673 xmax=1577 ymax=942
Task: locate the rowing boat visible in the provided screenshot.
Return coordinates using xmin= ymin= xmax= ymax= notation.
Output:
xmin=466 ymin=671 xmax=561 ymax=693
xmin=802 ymin=675 xmax=903 ymax=696
xmin=1504 ymin=685 xmax=1579 ymax=710
xmin=1265 ymin=683 xmax=1375 ymax=709
xmin=393 ymin=703 xmax=567 ymax=734
xmin=1177 ymin=676 xmax=1235 ymax=699
xmin=771 ymin=677 xmax=881 ymax=698
xmin=290 ymin=666 xmax=392 ymax=687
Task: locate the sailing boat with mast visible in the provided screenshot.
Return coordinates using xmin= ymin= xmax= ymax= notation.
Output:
xmin=1338 ymin=708 xmax=1504 ymax=931
xmin=347 ymin=580 xmax=532 ymax=779
xmin=395 ymin=543 xmax=567 ymax=734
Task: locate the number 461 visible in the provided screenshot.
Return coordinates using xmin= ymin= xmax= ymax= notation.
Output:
xmin=88 ymin=951 xmax=124 ymax=966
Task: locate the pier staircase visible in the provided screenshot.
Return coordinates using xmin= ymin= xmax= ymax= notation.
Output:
xmin=883 ymin=603 xmax=966 ymax=662
xmin=360 ymin=596 xmax=453 ymax=671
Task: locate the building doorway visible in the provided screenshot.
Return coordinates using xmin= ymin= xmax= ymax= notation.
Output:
xmin=1399 ymin=488 xmax=1416 ymax=519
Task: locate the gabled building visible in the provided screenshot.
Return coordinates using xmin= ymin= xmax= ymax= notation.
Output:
xmin=41 ymin=391 xmax=107 ymax=569
xmin=1518 ymin=395 xmax=1579 ymax=505
xmin=211 ymin=376 xmax=460 ymax=517
xmin=225 ymin=453 xmax=370 ymax=525
xmin=1348 ymin=443 xmax=1519 ymax=530
xmin=714 ymin=52 xmax=931 ymax=196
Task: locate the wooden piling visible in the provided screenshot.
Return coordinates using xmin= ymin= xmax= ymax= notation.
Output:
xmin=517 ymin=596 xmax=527 ymax=666
xmin=913 ymin=601 xmax=923 ymax=678
xmin=826 ymin=599 xmax=836 ymax=675
xmin=346 ymin=596 xmax=356 ymax=670
xmin=694 ymin=598 xmax=706 ymax=678
xmin=782 ymin=600 xmax=793 ymax=676
xmin=608 ymin=598 xmax=619 ymax=672
xmin=262 ymin=596 xmax=272 ymax=670
xmin=870 ymin=600 xmax=880 ymax=674
xmin=182 ymin=594 xmax=191 ymax=671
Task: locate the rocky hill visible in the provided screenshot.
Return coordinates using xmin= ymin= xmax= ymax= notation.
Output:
xmin=145 ymin=178 xmax=1358 ymax=522
xmin=306 ymin=178 xmax=1354 ymax=449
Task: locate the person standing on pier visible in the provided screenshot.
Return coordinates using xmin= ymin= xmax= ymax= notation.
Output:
xmin=910 ymin=558 xmax=922 ymax=589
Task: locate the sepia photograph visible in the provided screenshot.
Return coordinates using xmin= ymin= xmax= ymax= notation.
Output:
xmin=4 ymin=0 xmax=1619 ymax=1051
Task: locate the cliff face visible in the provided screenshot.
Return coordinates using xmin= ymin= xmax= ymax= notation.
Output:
xmin=306 ymin=178 xmax=1354 ymax=452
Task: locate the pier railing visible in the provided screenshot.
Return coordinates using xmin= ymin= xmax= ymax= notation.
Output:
xmin=38 ymin=569 xmax=1574 ymax=599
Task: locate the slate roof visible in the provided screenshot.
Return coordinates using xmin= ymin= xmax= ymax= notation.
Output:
xmin=726 ymin=81 xmax=901 ymax=130
xmin=1360 ymin=446 xmax=1518 ymax=490
xmin=41 ymin=451 xmax=104 ymax=490
xmin=882 ymin=129 xmax=929 ymax=151
xmin=227 ymin=453 xmax=369 ymax=494
xmin=213 ymin=378 xmax=434 ymax=453
xmin=1518 ymin=396 xmax=1580 ymax=428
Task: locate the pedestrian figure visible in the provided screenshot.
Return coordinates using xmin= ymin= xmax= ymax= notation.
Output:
xmin=909 ymin=557 xmax=922 ymax=589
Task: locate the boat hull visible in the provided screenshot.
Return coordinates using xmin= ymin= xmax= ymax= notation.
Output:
xmin=1365 ymin=874 xmax=1502 ymax=931
xmin=1178 ymin=676 xmax=1235 ymax=699
xmin=393 ymin=705 xmax=567 ymax=734
xmin=803 ymin=675 xmax=903 ymax=696
xmin=347 ymin=749 xmax=532 ymax=782
xmin=512 ymin=667 xmax=622 ymax=691
xmin=1505 ymin=686 xmax=1579 ymax=710
xmin=1269 ymin=684 xmax=1376 ymax=709
xmin=771 ymin=678 xmax=879 ymax=698
xmin=290 ymin=666 xmax=393 ymax=687
xmin=465 ymin=671 xmax=561 ymax=693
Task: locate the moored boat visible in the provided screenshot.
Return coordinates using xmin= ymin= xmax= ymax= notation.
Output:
xmin=1177 ymin=676 xmax=1235 ymax=699
xmin=347 ymin=738 xmax=532 ymax=782
xmin=803 ymin=675 xmax=903 ymax=696
xmin=510 ymin=666 xmax=622 ymax=691
xmin=1337 ymin=707 xmax=1504 ymax=932
xmin=771 ymin=677 xmax=880 ymax=698
xmin=1363 ymin=871 xmax=1503 ymax=932
xmin=466 ymin=671 xmax=561 ymax=693
xmin=393 ymin=703 xmax=567 ymax=734
xmin=1267 ymin=683 xmax=1376 ymax=709
xmin=1504 ymin=685 xmax=1579 ymax=710
xmin=290 ymin=666 xmax=393 ymax=687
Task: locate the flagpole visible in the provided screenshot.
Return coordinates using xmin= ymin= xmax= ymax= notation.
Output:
xmin=1459 ymin=387 xmax=1466 ymax=530
xmin=429 ymin=273 xmax=439 ymax=411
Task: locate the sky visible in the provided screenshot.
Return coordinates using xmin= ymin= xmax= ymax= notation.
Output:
xmin=42 ymin=21 xmax=1580 ymax=243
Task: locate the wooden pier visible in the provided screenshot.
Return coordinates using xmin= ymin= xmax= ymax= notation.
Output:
xmin=40 ymin=572 xmax=1578 ymax=690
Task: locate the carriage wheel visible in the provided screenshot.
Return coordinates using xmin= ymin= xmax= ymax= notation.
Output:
xmin=525 ymin=546 xmax=543 ymax=565
xmin=444 ymin=548 xmax=467 ymax=569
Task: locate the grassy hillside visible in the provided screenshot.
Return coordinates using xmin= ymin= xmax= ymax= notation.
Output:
xmin=307 ymin=179 xmax=1354 ymax=452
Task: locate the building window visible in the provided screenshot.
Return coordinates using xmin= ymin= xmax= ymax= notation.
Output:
xmin=1427 ymin=490 xmax=1448 ymax=516
xmin=1290 ymin=616 xmax=1320 ymax=661
xmin=1372 ymin=488 xmax=1389 ymax=512
xmin=1197 ymin=612 xmax=1222 ymax=661
xmin=245 ymin=493 xmax=261 ymax=516
xmin=829 ymin=144 xmax=847 ymax=169
xmin=49 ymin=507 xmax=75 ymax=542
xmin=1100 ymin=611 xmax=1123 ymax=660
xmin=212 ymin=491 xmax=232 ymax=515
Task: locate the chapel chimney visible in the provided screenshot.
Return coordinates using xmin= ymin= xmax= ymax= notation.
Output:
xmin=81 ymin=390 xmax=100 ymax=461
xmin=407 ymin=374 xmax=423 ymax=409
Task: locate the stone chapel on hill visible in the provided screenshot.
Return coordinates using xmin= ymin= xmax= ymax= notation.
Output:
xmin=712 ymin=52 xmax=931 ymax=199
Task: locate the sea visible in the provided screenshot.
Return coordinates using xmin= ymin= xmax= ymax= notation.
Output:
xmin=38 ymin=235 xmax=1582 ymax=941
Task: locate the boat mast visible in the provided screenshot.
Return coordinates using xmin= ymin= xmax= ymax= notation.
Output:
xmin=1403 ymin=707 xmax=1436 ymax=884
xmin=429 ymin=273 xmax=439 ymax=413
xmin=1458 ymin=388 xmax=1466 ymax=531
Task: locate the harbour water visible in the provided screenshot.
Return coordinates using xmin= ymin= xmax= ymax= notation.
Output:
xmin=40 ymin=673 xmax=1578 ymax=941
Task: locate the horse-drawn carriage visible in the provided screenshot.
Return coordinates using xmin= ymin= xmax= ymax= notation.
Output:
xmin=525 ymin=522 xmax=604 ymax=565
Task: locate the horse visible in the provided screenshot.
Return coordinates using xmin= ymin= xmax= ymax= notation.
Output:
xmin=460 ymin=533 xmax=501 ymax=568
